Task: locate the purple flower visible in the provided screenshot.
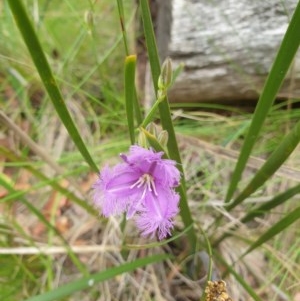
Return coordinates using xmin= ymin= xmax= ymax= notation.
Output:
xmin=93 ymin=145 xmax=180 ymax=240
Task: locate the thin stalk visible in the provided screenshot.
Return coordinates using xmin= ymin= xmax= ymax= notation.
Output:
xmin=139 ymin=0 xmax=196 ymax=250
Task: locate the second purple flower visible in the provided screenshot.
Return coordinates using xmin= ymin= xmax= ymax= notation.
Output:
xmin=93 ymin=145 xmax=180 ymax=240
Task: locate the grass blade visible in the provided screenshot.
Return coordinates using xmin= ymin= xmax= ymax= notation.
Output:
xmin=139 ymin=0 xmax=160 ymax=93
xmin=216 ymin=183 xmax=300 ymax=245
xmin=225 ymin=1 xmax=300 ymax=202
xmin=116 ymin=0 xmax=129 ymax=54
xmin=24 ymin=253 xmax=169 ymax=301
xmin=7 ymin=0 xmax=98 ymax=173
xmin=227 ymin=120 xmax=300 ymax=210
xmin=139 ymin=0 xmax=196 ymax=250
xmin=124 ymin=55 xmax=137 ymax=144
xmin=242 ymin=205 xmax=300 ymax=257
xmin=241 ymin=183 xmax=300 ymax=224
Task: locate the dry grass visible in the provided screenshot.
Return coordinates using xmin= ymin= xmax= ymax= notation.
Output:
xmin=2 ymin=106 xmax=299 ymax=300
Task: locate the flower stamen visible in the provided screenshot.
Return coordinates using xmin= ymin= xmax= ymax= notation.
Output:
xmin=130 ymin=174 xmax=158 ymax=196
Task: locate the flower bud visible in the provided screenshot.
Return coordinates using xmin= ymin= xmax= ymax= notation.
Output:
xmin=158 ymin=57 xmax=173 ymax=90
xmin=137 ymin=130 xmax=148 ymax=148
xmin=158 ymin=130 xmax=169 ymax=147
xmin=84 ymin=10 xmax=94 ymax=34
xmin=146 ymin=122 xmax=158 ymax=137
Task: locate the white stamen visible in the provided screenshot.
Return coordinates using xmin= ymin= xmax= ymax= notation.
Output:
xmin=150 ymin=180 xmax=158 ymax=196
xmin=130 ymin=174 xmax=158 ymax=196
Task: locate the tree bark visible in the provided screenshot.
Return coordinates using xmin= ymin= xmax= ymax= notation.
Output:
xmin=157 ymin=0 xmax=300 ymax=103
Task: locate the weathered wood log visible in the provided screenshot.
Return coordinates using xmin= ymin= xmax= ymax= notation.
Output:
xmin=156 ymin=0 xmax=300 ymax=103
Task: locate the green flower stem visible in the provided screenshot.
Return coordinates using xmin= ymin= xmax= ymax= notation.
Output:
xmin=124 ymin=55 xmax=137 ymax=144
xmin=140 ymin=93 xmax=166 ymax=128
xmin=139 ymin=0 xmax=196 ymax=250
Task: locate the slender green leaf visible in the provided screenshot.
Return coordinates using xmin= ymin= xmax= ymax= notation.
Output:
xmin=216 ymin=183 xmax=300 ymax=245
xmin=139 ymin=0 xmax=160 ymax=93
xmin=122 ymin=55 xmax=138 ymax=244
xmin=24 ymin=253 xmax=169 ymax=301
xmin=227 ymin=120 xmax=300 ymax=210
xmin=139 ymin=0 xmax=196 ymax=250
xmin=124 ymin=55 xmax=137 ymax=144
xmin=7 ymin=0 xmax=98 ymax=173
xmin=241 ymin=183 xmax=300 ymax=224
xmin=225 ymin=1 xmax=300 ymax=202
xmin=116 ymin=0 xmax=129 ymax=54
xmin=242 ymin=205 xmax=300 ymax=257
xmin=176 ymin=184 xmax=196 ymax=243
